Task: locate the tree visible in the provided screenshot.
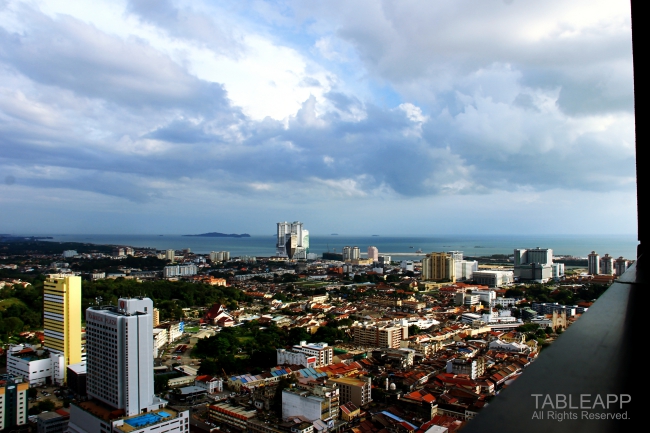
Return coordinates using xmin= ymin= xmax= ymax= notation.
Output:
xmin=3 ymin=317 xmax=24 ymax=336
xmin=154 ymin=375 xmax=169 ymax=394
xmin=198 ymin=359 xmax=219 ymax=376
xmin=288 ymin=327 xmax=311 ymax=345
xmin=517 ymin=323 xmax=540 ymax=333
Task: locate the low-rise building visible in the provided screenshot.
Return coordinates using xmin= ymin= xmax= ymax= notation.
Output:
xmin=36 ymin=408 xmax=70 ymax=433
xmin=446 ymin=358 xmax=485 ymax=380
xmin=471 ymin=271 xmax=513 ymax=287
xmin=163 ymin=264 xmax=198 ymax=278
xmin=228 ymin=367 xmax=291 ymax=392
xmin=282 ymin=385 xmax=339 ymax=425
xmin=340 ymin=402 xmax=360 ymax=421
xmin=195 ymin=375 xmax=223 ymax=394
xmin=6 ymin=345 xmax=66 ymax=387
xmin=155 ymin=321 xmax=183 ymax=344
xmin=279 ymin=342 xmax=333 ymax=367
xmin=209 ymin=403 xmax=257 ymax=431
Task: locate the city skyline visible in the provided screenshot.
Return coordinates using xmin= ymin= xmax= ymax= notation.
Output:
xmin=0 ymin=0 xmax=636 ymax=235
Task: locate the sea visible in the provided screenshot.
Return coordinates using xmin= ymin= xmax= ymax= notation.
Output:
xmin=38 ymin=234 xmax=638 ymax=261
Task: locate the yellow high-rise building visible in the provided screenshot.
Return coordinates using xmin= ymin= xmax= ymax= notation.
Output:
xmin=421 ymin=252 xmax=456 ymax=282
xmin=43 ymin=275 xmax=82 ymax=375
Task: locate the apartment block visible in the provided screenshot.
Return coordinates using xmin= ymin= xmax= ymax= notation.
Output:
xmin=352 ymin=323 xmax=408 ymax=349
xmin=329 ymin=377 xmax=372 ymax=408
xmin=422 ymin=253 xmax=455 ymax=282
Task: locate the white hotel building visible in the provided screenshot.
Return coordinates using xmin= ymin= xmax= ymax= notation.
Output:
xmin=68 ymin=298 xmax=189 ymax=433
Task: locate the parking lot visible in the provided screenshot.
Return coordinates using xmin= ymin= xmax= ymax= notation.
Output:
xmin=28 ymin=384 xmax=66 ymax=409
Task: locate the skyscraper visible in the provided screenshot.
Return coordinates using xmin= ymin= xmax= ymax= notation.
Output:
xmin=69 ymin=298 xmax=188 ymax=433
xmin=43 ymin=274 xmax=82 ymax=380
xmin=588 ymin=251 xmax=600 ymax=275
xmin=615 ymin=256 xmax=629 ymax=276
xmin=368 ymin=246 xmax=379 ymax=262
xmin=276 ymin=221 xmax=309 ymax=259
xmin=600 ymin=254 xmax=615 ymax=275
xmin=85 ymin=298 xmax=156 ymax=416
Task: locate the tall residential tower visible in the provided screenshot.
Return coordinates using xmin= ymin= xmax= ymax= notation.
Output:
xmin=588 ymin=251 xmax=600 ymax=275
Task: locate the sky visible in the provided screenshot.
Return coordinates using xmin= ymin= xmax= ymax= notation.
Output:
xmin=0 ymin=0 xmax=637 ymax=235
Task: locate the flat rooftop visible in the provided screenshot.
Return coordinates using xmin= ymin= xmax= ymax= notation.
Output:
xmin=114 ymin=407 xmax=178 ymax=433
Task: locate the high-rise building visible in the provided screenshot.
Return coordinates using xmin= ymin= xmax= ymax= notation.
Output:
xmin=0 ymin=375 xmax=29 ymax=431
xmin=600 ymin=254 xmax=615 ymax=275
xmin=456 ymin=259 xmax=478 ymax=281
xmin=421 ymin=252 xmax=456 ymax=281
xmin=209 ymin=251 xmax=230 ymax=262
xmin=448 ymin=251 xmax=464 ymax=262
xmin=615 ymin=256 xmax=629 ymax=276
xmin=8 ymin=274 xmax=81 ymax=386
xmin=368 ymin=246 xmax=379 ymax=262
xmin=68 ymin=297 xmax=189 ymax=433
xmin=588 ymin=251 xmax=600 ymax=275
xmin=513 ymin=248 xmax=553 ymax=282
xmin=165 ymin=249 xmax=175 ymax=262
xmin=342 ymin=246 xmax=360 ymax=262
xmin=43 ymin=274 xmax=82 ymax=381
xmin=85 ymin=298 xmax=157 ymax=416
xmin=276 ymin=221 xmax=309 ymax=259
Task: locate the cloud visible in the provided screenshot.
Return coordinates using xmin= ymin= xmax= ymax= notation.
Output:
xmin=0 ymin=7 xmax=235 ymax=113
xmin=126 ymin=0 xmax=243 ymax=56
xmin=0 ymin=0 xmax=636 ymax=235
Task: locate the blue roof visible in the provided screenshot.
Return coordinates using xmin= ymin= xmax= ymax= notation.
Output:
xmin=381 ymin=411 xmax=418 ymax=429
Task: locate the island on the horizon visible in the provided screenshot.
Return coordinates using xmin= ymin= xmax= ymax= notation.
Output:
xmin=183 ymin=232 xmax=251 ymax=238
